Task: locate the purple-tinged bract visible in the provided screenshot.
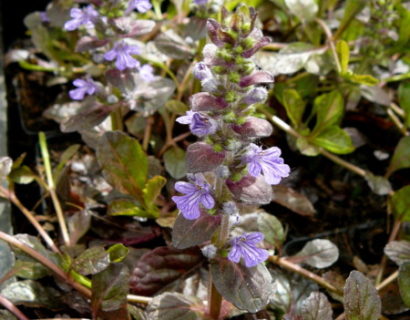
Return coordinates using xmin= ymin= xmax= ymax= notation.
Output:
xmin=69 ymin=78 xmax=98 ymax=100
xmin=64 ymin=6 xmax=99 ymax=31
xmin=242 ymin=143 xmax=290 ymax=185
xmin=228 ymin=232 xmax=269 ymax=267
xmin=104 ymin=41 xmax=141 ymax=71
xmin=172 ymin=174 xmax=215 ymax=220
xmin=126 ymin=0 xmax=152 ymax=14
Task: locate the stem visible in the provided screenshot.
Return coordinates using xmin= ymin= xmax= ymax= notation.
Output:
xmin=268 ymin=255 xmax=343 ymax=295
xmin=143 ymin=116 xmax=154 ymax=151
xmin=0 ymin=231 xmax=91 ymax=298
xmin=39 ymin=132 xmax=70 ymax=246
xmin=208 ymin=279 xmax=223 ymax=320
xmin=387 ymin=108 xmax=408 ymax=136
xmin=158 ymin=132 xmax=191 ymax=157
xmin=0 ymin=294 xmax=30 ymax=320
xmin=1 ymin=187 xmax=59 ymax=253
xmin=316 ymin=18 xmax=342 ymax=73
xmin=376 ymin=270 xmax=399 ymax=292
xmin=127 ymin=294 xmax=152 ymax=304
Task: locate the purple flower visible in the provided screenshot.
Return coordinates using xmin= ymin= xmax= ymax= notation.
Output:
xmin=242 ymin=143 xmax=290 ymax=185
xmin=69 ymin=78 xmax=98 ymax=100
xmin=126 ymin=0 xmax=152 ymax=14
xmin=194 ymin=0 xmax=208 ymax=5
xmin=64 ymin=6 xmax=99 ymax=31
xmin=228 ymin=232 xmax=269 ymax=268
xmin=242 ymin=87 xmax=268 ymax=105
xmin=172 ymin=174 xmax=215 ymax=220
xmin=193 ymin=62 xmax=212 ymax=81
xmin=176 ymin=111 xmax=217 ymax=137
xmin=39 ymin=11 xmax=50 ymax=23
xmin=104 ymin=41 xmax=141 ymax=71
xmin=228 ymin=232 xmax=269 ymax=267
xmin=139 ymin=64 xmax=155 ymax=82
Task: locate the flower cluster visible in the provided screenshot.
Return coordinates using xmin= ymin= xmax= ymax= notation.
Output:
xmin=62 ymin=1 xmax=157 ymax=104
xmin=172 ymin=7 xmax=290 ymax=268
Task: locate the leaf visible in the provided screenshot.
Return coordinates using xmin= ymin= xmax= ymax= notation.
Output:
xmin=343 ymin=271 xmax=381 ymax=320
xmin=143 ymin=176 xmax=166 ymax=210
xmin=72 ymin=247 xmax=110 ymax=276
xmin=164 ymin=147 xmax=186 ymax=179
xmin=399 ymin=81 xmax=410 ymax=127
xmin=165 ymin=100 xmax=188 ymax=114
xmin=108 ymin=198 xmax=148 ymax=217
xmin=277 ymin=89 xmax=306 ymax=128
xmin=364 ymin=173 xmax=392 ymax=196
xmin=0 ymin=157 xmax=12 ymax=179
xmin=398 ymin=262 xmax=410 ymax=307
xmin=172 ymin=211 xmax=221 ymax=249
xmin=271 ymin=185 xmax=316 ymax=217
xmin=0 ymin=310 xmax=17 ymax=320
xmin=390 ymin=186 xmax=410 ymax=222
xmin=312 ymin=126 xmax=355 ymax=154
xmin=9 ymin=165 xmax=36 ymax=184
xmin=13 ymin=260 xmax=49 ymax=280
xmin=154 ymin=30 xmax=193 ymax=59
xmin=387 ymin=136 xmax=410 ymax=176
xmin=67 ymin=209 xmax=92 ymax=245
xmin=345 ymin=73 xmax=379 ymax=86
xmin=337 ymin=40 xmax=350 ymax=74
xmin=313 ymin=91 xmax=344 ymax=131
xmin=285 ymin=0 xmax=318 ymax=22
xmin=384 ymin=241 xmax=410 ymax=266
xmin=257 ymin=212 xmax=285 ymax=248
xmin=210 ymin=258 xmax=273 ymax=313
xmin=13 ymin=234 xmax=58 ymax=265
xmin=301 ymin=292 xmax=333 ymax=320
xmin=91 ymin=263 xmax=129 ymax=313
xmin=146 ymin=292 xmax=205 ymax=320
xmin=186 ymin=142 xmax=225 ymax=173
xmin=294 ymin=239 xmax=339 ymax=269
xmin=107 ymin=244 xmax=129 ymax=263
xmin=338 ymin=0 xmax=366 ymax=37
xmin=0 ymin=280 xmax=62 ymax=309
xmin=96 ymin=131 xmax=148 ymax=200
xmin=130 ymin=247 xmax=202 ymax=295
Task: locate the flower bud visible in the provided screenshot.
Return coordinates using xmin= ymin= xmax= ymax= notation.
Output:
xmin=241 ymin=87 xmax=268 ymax=105
xmin=193 ymin=62 xmax=213 ymax=81
xmin=201 ymin=244 xmax=217 ymax=259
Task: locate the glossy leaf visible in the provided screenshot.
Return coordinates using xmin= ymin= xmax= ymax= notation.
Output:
xmin=143 ymin=176 xmax=166 ymax=209
xmin=343 ymin=271 xmax=381 ymax=320
xmin=279 ymin=89 xmax=306 ymax=128
xmin=172 ymin=211 xmax=221 ymax=249
xmin=257 ymin=211 xmax=285 ymax=248
xmin=210 ymin=258 xmax=273 ymax=313
xmin=107 ymin=244 xmax=129 ymax=263
xmin=390 ymin=186 xmax=410 ymax=222
xmin=398 ymin=262 xmax=410 ymax=307
xmin=384 ymin=241 xmax=410 ymax=266
xmin=312 ymin=126 xmax=355 ymax=154
xmin=301 ymin=292 xmax=333 ymax=320
xmin=154 ymin=30 xmax=193 ymax=59
xmin=67 ymin=209 xmax=92 ymax=245
xmin=364 ymin=173 xmax=392 ymax=196
xmin=108 ymin=198 xmax=148 ymax=217
xmin=96 ymin=131 xmax=148 ymax=199
xmin=294 ymin=239 xmax=339 ymax=269
xmin=271 ymin=185 xmax=316 ymax=217
xmin=13 ymin=260 xmax=49 ymax=280
xmin=164 ymin=147 xmax=186 ymax=179
xmin=387 ymin=136 xmax=410 ymax=176
xmin=130 ymin=247 xmax=202 ymax=295
xmin=313 ymin=91 xmax=344 ymax=132
xmin=146 ymin=292 xmax=204 ymax=320
xmin=9 ymin=165 xmax=35 ymax=184
xmin=72 ymin=246 xmax=110 ymax=276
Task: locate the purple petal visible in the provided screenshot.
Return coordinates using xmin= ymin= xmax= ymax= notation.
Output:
xmin=227 ymin=245 xmax=242 ymax=263
xmin=70 ymin=8 xmax=82 ymax=18
xmin=244 ymin=232 xmax=264 ymax=244
xmin=242 ymin=246 xmax=269 ymax=267
xmin=174 ymin=181 xmax=197 ymax=194
xmin=200 ymin=193 xmax=215 ymax=209
xmin=260 ymin=161 xmax=290 ymax=185
xmin=104 ymin=49 xmax=117 ymax=61
xmin=73 ymin=79 xmax=87 ymax=87
xmin=69 ymin=88 xmax=86 ymax=100
xmin=247 ymin=161 xmax=262 ymax=177
xmin=64 ymin=19 xmax=81 ymax=31
xmin=176 ymin=111 xmax=195 ymax=125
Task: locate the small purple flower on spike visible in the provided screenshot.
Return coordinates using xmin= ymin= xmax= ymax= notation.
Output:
xmin=193 ymin=62 xmax=213 ymax=81
xmin=172 ymin=174 xmax=215 ymax=220
xmin=228 ymin=232 xmax=269 ymax=267
xmin=139 ymin=64 xmax=155 ymax=82
xmin=69 ymin=78 xmax=98 ymax=100
xmin=242 ymin=143 xmax=290 ymax=185
xmin=194 ymin=0 xmax=208 ymax=5
xmin=64 ymin=6 xmax=99 ymax=31
xmin=176 ymin=111 xmax=217 ymax=137
xmin=104 ymin=41 xmax=141 ymax=71
xmin=126 ymin=0 xmax=152 ymax=14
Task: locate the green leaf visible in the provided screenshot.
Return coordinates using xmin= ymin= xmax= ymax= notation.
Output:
xmin=108 ymin=198 xmax=149 ymax=217
xmin=343 ymin=271 xmax=381 ymax=320
xmin=107 ymin=244 xmax=129 ymax=263
xmin=96 ymin=131 xmax=148 ymax=199
xmin=210 ymin=258 xmax=273 ymax=313
xmin=285 ymin=0 xmax=318 ymax=22
xmin=13 ymin=260 xmax=50 ymax=280
xmin=280 ymin=89 xmax=306 ymax=128
xmin=337 ymin=40 xmax=350 ymax=74
xmin=397 ymin=5 xmax=410 ymax=46
xmin=387 ymin=136 xmax=410 ymax=176
xmin=163 ymin=147 xmax=186 ymax=179
xmin=345 ymin=73 xmax=379 ymax=86
xmin=9 ymin=165 xmax=36 ymax=184
xmin=313 ymin=91 xmax=344 ymax=132
xmin=165 ymin=100 xmax=188 ymax=114
xmin=72 ymin=247 xmax=110 ymax=276
xmin=398 ymin=81 xmax=410 ymax=127
xmin=312 ymin=126 xmax=354 ymax=154
xmin=398 ymin=262 xmax=410 ymax=307
xmin=143 ymin=176 xmax=166 ymax=209
xmin=390 ymin=186 xmax=410 ymax=222
xmin=91 ymin=263 xmax=129 ymax=313
xmin=338 ymin=0 xmax=366 ymax=37
xmin=257 ymin=212 xmax=285 ymax=249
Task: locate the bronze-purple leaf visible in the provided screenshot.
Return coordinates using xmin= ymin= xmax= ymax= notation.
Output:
xmin=232 ymin=117 xmax=273 ymax=139
xmin=210 ymin=258 xmax=273 ymax=313
xmin=239 ymin=71 xmax=274 ymax=87
xmin=172 ymin=211 xmax=221 ymax=249
xmin=186 ymin=142 xmax=225 ymax=173
xmin=227 ymin=175 xmax=272 ymax=205
xmin=190 ymin=92 xmax=228 ymax=112
xmin=130 ymin=247 xmax=203 ymax=295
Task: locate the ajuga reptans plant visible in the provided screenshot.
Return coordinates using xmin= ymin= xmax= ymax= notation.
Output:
xmin=171 ymin=6 xmax=290 ymax=315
